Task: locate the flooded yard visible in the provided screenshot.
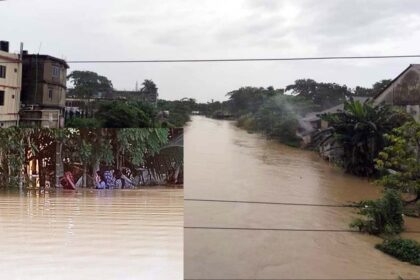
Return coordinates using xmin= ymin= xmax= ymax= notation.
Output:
xmin=0 ymin=189 xmax=183 ymax=280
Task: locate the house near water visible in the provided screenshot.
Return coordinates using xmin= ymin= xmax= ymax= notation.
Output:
xmin=20 ymin=52 xmax=69 ymax=128
xmin=0 ymin=40 xmax=70 ymax=128
xmin=372 ymin=64 xmax=420 ymax=121
xmin=299 ymin=64 xmax=420 ymax=161
xmin=0 ymin=41 xmax=22 ymax=128
xmin=298 ymin=96 xmax=369 ymax=146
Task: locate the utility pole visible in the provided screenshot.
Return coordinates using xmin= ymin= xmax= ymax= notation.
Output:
xmin=17 ymin=42 xmax=23 ymax=127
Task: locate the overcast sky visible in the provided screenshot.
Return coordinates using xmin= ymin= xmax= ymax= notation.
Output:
xmin=2 ymin=0 xmax=420 ymax=101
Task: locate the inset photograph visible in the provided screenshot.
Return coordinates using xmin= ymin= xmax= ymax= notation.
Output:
xmin=0 ymin=128 xmax=183 ymax=280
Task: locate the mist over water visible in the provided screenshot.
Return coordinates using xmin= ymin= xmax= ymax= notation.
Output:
xmin=185 ymin=116 xmax=420 ymax=279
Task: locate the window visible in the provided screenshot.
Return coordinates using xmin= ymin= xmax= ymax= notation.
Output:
xmin=0 ymin=65 xmax=6 ymax=78
xmin=52 ymin=66 xmax=60 ymax=78
xmin=0 ymin=91 xmax=4 ymax=106
xmin=48 ymin=88 xmax=53 ymax=100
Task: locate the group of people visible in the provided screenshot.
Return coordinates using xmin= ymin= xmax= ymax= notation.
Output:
xmin=95 ymin=168 xmax=135 ymax=189
xmin=59 ymin=166 xmax=136 ymax=190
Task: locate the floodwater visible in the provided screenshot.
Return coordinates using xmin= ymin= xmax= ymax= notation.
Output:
xmin=185 ymin=116 xmax=420 ymax=280
xmin=0 ymin=189 xmax=183 ymax=280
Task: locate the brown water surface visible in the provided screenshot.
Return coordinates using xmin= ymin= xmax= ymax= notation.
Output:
xmin=0 ymin=189 xmax=183 ymax=280
xmin=185 ymin=116 xmax=420 ymax=280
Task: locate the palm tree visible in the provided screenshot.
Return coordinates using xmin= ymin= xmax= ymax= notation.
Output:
xmin=314 ymin=100 xmax=411 ymax=176
xmin=141 ymin=79 xmax=158 ymax=106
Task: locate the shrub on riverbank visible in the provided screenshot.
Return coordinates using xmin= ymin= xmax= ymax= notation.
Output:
xmin=350 ymin=189 xmax=404 ymax=235
xmin=236 ymin=114 xmax=257 ymax=131
xmin=376 ymin=122 xmax=420 ymax=204
xmin=376 ymin=239 xmax=420 ymax=265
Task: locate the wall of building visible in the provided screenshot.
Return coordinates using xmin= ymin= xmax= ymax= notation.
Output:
xmin=19 ymin=109 xmax=62 ymax=128
xmin=0 ymin=50 xmax=21 ymax=127
xmin=21 ymin=55 xmax=67 ymax=108
xmin=20 ymin=55 xmax=68 ymax=128
xmin=374 ymin=64 xmax=420 ymax=121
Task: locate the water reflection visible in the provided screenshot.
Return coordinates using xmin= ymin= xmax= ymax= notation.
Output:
xmin=0 ymin=189 xmax=183 ymax=280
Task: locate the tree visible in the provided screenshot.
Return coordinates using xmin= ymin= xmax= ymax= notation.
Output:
xmin=372 ymin=79 xmax=392 ymax=96
xmin=351 ymin=79 xmax=392 ymax=97
xmin=67 ymin=71 xmax=114 ymax=117
xmin=286 ymin=79 xmax=350 ymax=110
xmin=317 ymin=101 xmax=411 ymax=176
xmin=226 ymin=87 xmax=283 ymax=116
xmin=376 ymin=122 xmax=420 ymax=203
xmin=141 ymin=79 xmax=158 ymax=105
xmin=253 ymin=95 xmax=315 ymax=146
xmin=67 ymin=71 xmax=113 ymax=99
xmin=95 ymin=101 xmax=154 ymax=128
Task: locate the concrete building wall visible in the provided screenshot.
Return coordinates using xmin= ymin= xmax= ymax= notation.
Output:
xmin=373 ymin=64 xmax=420 ymax=121
xmin=20 ymin=54 xmax=68 ymax=128
xmin=19 ymin=109 xmax=61 ymax=128
xmin=0 ymin=50 xmax=21 ymax=128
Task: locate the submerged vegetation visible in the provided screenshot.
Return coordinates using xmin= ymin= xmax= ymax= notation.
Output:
xmin=0 ymin=128 xmax=183 ymax=189
xmin=376 ymin=239 xmax=420 ymax=266
xmin=350 ymin=189 xmax=404 ymax=235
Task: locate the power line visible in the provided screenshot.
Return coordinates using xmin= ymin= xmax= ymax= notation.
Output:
xmin=65 ymin=54 xmax=420 ymax=63
xmin=2 ymin=54 xmax=420 ymax=64
xmin=185 ymin=226 xmax=420 ymax=234
xmin=185 ymin=198 xmax=358 ymax=208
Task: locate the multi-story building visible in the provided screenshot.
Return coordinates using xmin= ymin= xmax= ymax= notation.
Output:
xmin=0 ymin=41 xmax=22 ymax=128
xmin=20 ymin=52 xmax=69 ymax=128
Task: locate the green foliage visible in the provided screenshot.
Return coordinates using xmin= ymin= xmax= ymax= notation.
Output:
xmin=67 ymin=71 xmax=113 ymax=99
xmin=157 ymin=98 xmax=195 ymax=127
xmin=254 ymin=95 xmax=310 ymax=147
xmin=376 ymin=122 xmax=420 ymax=201
xmin=376 ymin=239 xmax=420 ymax=265
xmin=65 ymin=118 xmax=101 ymax=128
xmin=116 ymin=128 xmax=169 ymax=166
xmin=350 ymin=189 xmax=404 ymax=235
xmin=226 ymin=86 xmax=283 ymax=116
xmin=0 ymin=128 xmax=173 ymax=189
xmin=236 ymin=114 xmax=257 ymax=131
xmin=286 ymin=79 xmax=349 ymax=110
xmin=318 ymin=101 xmax=411 ymax=176
xmin=140 ymin=79 xmax=158 ymax=101
xmin=95 ymin=101 xmax=154 ymax=128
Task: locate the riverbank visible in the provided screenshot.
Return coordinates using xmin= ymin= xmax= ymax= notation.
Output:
xmin=185 ymin=116 xmax=420 ymax=279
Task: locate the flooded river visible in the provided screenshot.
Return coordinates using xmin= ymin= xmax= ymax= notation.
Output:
xmin=185 ymin=116 xmax=420 ymax=280
xmin=0 ymin=189 xmax=183 ymax=280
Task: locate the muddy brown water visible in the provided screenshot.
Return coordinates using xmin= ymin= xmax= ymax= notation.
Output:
xmin=185 ymin=116 xmax=420 ymax=280
xmin=0 ymin=189 xmax=183 ymax=280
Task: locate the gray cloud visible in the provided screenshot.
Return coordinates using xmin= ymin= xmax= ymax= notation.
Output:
xmin=1 ymin=0 xmax=420 ymax=101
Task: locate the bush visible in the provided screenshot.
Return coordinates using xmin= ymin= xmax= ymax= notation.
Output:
xmin=96 ymin=101 xmax=154 ymax=128
xmin=236 ymin=114 xmax=256 ymax=131
xmin=376 ymin=239 xmax=420 ymax=265
xmin=350 ymin=189 xmax=404 ymax=235
xmin=65 ymin=117 xmax=101 ymax=128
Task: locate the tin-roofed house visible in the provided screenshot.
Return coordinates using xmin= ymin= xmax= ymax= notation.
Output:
xmin=20 ymin=52 xmax=69 ymax=128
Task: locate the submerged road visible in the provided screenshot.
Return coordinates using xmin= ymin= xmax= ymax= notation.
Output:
xmin=184 ymin=116 xmax=420 ymax=280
